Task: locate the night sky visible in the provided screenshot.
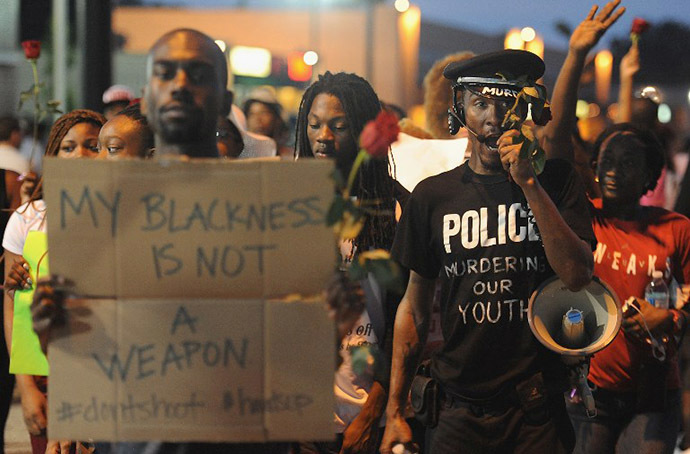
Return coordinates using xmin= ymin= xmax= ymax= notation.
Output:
xmin=135 ymin=0 xmax=690 ymax=49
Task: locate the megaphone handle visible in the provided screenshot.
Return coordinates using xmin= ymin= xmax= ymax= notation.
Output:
xmin=579 ymin=376 xmax=597 ymax=418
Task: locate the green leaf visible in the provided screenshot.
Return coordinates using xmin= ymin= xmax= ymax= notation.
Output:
xmin=20 ymin=86 xmax=35 ymax=97
xmin=531 ymin=96 xmax=546 ymax=116
xmin=535 ymin=84 xmax=548 ymax=101
xmin=46 ymin=99 xmax=61 ymax=108
xmin=336 ymin=210 xmax=365 ymax=240
xmin=46 ymin=104 xmax=63 ymax=115
xmin=326 ymin=194 xmax=346 ymax=226
xmin=522 ymin=86 xmax=539 ymax=98
xmin=503 ymin=112 xmax=522 ymax=130
xmin=520 ymin=125 xmax=535 ymax=142
xmin=330 ymin=168 xmax=346 ymax=191
xmin=348 ymin=259 xmax=367 ymax=281
xmin=531 ymin=146 xmax=546 ymax=175
xmin=350 ymin=345 xmax=373 ymax=375
xmin=17 ymin=91 xmax=33 ymax=110
xmin=365 ymin=259 xmax=404 ymax=293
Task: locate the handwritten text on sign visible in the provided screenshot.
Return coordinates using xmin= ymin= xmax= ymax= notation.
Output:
xmin=43 ymin=159 xmax=335 ymax=298
xmin=48 ymin=298 xmax=334 ymax=442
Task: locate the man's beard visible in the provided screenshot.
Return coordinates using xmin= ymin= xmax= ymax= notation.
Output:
xmin=156 ymin=109 xmax=207 ymax=144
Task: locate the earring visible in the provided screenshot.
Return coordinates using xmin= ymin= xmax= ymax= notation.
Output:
xmin=594 ymin=176 xmax=599 ymax=183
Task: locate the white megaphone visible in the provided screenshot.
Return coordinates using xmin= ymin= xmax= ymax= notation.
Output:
xmin=528 ymin=275 xmax=621 ymax=417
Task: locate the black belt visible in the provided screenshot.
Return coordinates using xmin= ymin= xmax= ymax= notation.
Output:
xmin=441 ymin=385 xmax=519 ymax=415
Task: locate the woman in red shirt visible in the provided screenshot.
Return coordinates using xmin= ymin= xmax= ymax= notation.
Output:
xmin=567 ymin=123 xmax=690 ymax=454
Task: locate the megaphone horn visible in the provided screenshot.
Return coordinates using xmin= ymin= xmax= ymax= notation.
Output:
xmin=528 ymin=275 xmax=621 ymax=359
xmin=528 ymin=275 xmax=622 ymax=417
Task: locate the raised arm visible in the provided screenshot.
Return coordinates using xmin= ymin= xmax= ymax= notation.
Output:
xmin=500 ymin=130 xmax=594 ymax=290
xmin=380 ymin=270 xmax=435 ymax=454
xmin=616 ymin=42 xmax=639 ymax=123
xmin=542 ymin=0 xmax=625 ymax=162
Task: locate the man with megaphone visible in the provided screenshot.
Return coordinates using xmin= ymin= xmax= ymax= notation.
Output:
xmin=379 ymin=46 xmax=598 ymax=453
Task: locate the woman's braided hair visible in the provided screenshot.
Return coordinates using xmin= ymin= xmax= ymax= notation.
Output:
xmin=24 ymin=109 xmax=106 ymax=207
xmin=45 ymin=109 xmax=106 ymax=157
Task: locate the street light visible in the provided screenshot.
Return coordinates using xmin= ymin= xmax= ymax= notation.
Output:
xmin=229 ymin=46 xmax=272 ymax=78
xmin=520 ymin=27 xmax=536 ymax=42
xmin=394 ymin=0 xmax=410 ymax=13
xmin=594 ymin=49 xmax=613 ymax=104
xmin=504 ymin=28 xmax=543 ymax=58
xmin=303 ymin=50 xmax=319 ymax=66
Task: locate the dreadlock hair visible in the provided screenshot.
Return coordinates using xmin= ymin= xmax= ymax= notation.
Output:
xmin=113 ymin=103 xmax=155 ymax=157
xmin=45 ymin=109 xmax=106 ymax=157
xmin=295 ymin=71 xmax=396 ymax=253
xmin=591 ymin=122 xmax=665 ymax=195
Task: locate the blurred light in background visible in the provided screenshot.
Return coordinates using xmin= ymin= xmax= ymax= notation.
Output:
xmin=576 ymin=100 xmax=590 ymax=119
xmin=214 ymin=40 xmax=227 ymax=53
xmin=288 ymin=52 xmax=313 ymax=82
xmin=504 ymin=28 xmax=543 ymax=58
xmin=607 ymin=103 xmax=619 ymax=121
xmin=230 ymin=46 xmax=272 ymax=78
xmin=687 ymin=89 xmax=690 ymax=105
xmin=303 ymin=50 xmax=319 ymax=66
xmin=504 ymin=29 xmax=523 ymax=50
xmin=408 ymin=104 xmax=425 ymax=129
xmin=520 ymin=27 xmax=536 ymax=42
xmin=394 ymin=0 xmax=410 ymax=13
xmin=638 ymin=86 xmax=662 ymax=104
xmin=525 ymin=36 xmax=544 ymax=59
xmin=400 ymin=4 xmax=420 ymax=30
xmin=594 ymin=50 xmax=613 ymax=104
xmin=588 ymin=103 xmax=601 ymax=118
xmin=658 ymin=103 xmax=672 ymax=123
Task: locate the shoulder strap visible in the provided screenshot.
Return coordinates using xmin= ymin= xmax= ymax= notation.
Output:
xmin=361 ymin=273 xmax=386 ymax=342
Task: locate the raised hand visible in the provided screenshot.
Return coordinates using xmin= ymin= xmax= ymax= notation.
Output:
xmin=569 ymin=0 xmax=626 ymax=55
xmin=497 ymin=129 xmax=537 ymax=187
xmin=31 ymin=276 xmax=72 ymax=353
xmin=4 ymin=257 xmax=32 ymax=299
xmin=620 ymin=42 xmax=640 ymax=81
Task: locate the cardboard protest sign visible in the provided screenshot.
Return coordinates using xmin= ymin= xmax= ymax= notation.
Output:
xmin=390 ymin=132 xmax=468 ymax=193
xmin=10 ymin=231 xmax=50 ymax=375
xmin=42 ymin=158 xmax=335 ymax=299
xmin=43 ymin=158 xmax=337 ymax=442
xmin=48 ymin=298 xmax=334 ymax=442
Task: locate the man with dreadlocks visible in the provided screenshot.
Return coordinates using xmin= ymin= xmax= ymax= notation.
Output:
xmin=295 ymin=71 xmax=398 ymax=454
xmin=380 ymin=50 xmax=596 ymax=454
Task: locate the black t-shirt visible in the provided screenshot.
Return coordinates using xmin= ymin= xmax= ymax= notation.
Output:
xmin=391 ymin=159 xmax=595 ymax=399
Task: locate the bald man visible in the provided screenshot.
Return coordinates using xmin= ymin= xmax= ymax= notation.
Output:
xmin=141 ymin=28 xmax=233 ymax=158
xmin=32 ymin=29 xmax=288 ymax=454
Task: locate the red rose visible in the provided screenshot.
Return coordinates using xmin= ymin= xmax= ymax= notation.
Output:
xmin=359 ymin=110 xmax=400 ymax=159
xmin=21 ymin=40 xmax=41 ymax=60
xmin=631 ymin=18 xmax=650 ymax=36
xmin=533 ymin=105 xmax=552 ymax=126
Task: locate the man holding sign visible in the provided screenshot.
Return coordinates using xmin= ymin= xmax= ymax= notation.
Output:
xmin=33 ymin=29 xmax=293 ymax=454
